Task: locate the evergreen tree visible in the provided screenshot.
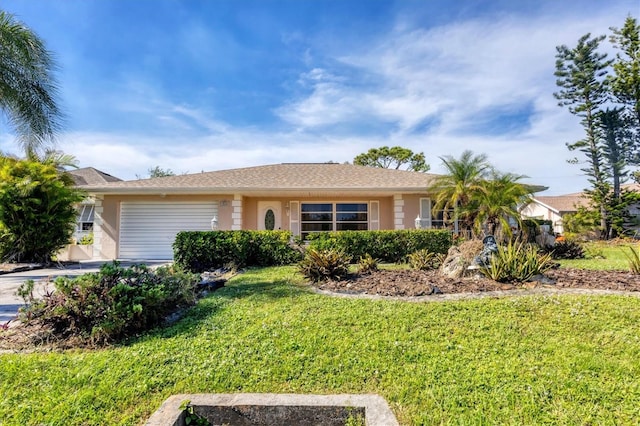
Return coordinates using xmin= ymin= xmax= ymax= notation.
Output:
xmin=555 ymin=33 xmax=612 ymax=237
xmin=610 ymin=16 xmax=640 ymax=127
xmin=0 ymin=156 xmax=84 ymax=262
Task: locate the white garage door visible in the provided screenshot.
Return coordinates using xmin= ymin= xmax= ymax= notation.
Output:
xmin=119 ymin=201 xmax=218 ymax=259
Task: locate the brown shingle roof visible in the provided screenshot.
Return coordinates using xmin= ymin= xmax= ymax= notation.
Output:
xmin=533 ymin=183 xmax=640 ymax=213
xmin=533 ymin=194 xmax=590 ymax=213
xmin=86 ymin=163 xmax=441 ymax=195
xmin=622 ymin=183 xmax=640 ymax=192
xmin=68 ymin=167 xmax=121 ymax=187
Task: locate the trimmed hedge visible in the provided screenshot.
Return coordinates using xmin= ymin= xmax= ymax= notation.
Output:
xmin=305 ymin=230 xmax=452 ymax=263
xmin=173 ymin=230 xmax=301 ymax=272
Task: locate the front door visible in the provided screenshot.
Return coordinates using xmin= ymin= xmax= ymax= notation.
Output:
xmin=257 ymin=201 xmax=282 ymax=230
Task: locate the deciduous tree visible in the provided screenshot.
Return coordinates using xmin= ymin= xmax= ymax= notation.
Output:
xmin=353 ymin=146 xmax=430 ymax=172
xmin=147 ymin=166 xmax=175 ymax=178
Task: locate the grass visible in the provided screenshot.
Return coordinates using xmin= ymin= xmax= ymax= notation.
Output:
xmin=557 ymin=241 xmax=640 ymax=270
xmin=1 ymin=266 xmax=640 ymax=425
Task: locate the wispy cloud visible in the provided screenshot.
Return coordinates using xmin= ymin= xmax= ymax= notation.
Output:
xmin=1 ymin=0 xmax=635 ymax=195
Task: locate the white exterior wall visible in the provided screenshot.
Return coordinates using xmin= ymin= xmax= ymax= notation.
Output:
xmin=521 ymin=202 xmax=564 ymax=234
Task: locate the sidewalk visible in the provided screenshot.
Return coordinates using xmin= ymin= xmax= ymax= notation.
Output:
xmin=0 ymin=260 xmax=170 ymax=325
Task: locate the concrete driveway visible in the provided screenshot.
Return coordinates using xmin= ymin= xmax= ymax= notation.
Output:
xmin=0 ymin=260 xmax=171 ymax=325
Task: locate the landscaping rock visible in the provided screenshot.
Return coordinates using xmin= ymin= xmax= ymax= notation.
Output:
xmin=440 ymin=246 xmax=467 ymax=278
xmin=527 ymin=274 xmax=557 ymax=286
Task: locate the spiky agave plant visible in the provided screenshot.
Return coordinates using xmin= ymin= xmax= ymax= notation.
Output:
xmin=480 ymin=240 xmax=554 ymax=282
xmin=624 ymin=246 xmax=640 ymax=275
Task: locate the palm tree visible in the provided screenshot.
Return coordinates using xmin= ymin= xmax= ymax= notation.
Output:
xmin=427 ymin=150 xmax=491 ymax=233
xmin=472 ymin=170 xmax=533 ymax=239
xmin=0 ymin=10 xmax=62 ymax=155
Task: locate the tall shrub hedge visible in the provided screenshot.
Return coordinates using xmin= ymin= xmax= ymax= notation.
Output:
xmin=305 ymin=230 xmax=452 ymax=263
xmin=173 ymin=230 xmax=301 ymax=272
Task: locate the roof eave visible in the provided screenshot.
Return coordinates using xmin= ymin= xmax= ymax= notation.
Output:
xmin=86 ymin=186 xmax=432 ymax=196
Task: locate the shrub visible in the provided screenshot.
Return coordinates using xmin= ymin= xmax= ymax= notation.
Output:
xmin=298 ymin=248 xmax=351 ymax=282
xmin=0 ymin=157 xmax=84 ymax=262
xmin=18 ymin=261 xmax=200 ymax=344
xmin=357 ymin=253 xmax=379 ymax=274
xmin=174 ymin=230 xmax=301 ymax=272
xmin=407 ymin=249 xmax=444 ymax=270
xmin=540 ymin=240 xmax=585 ymax=259
xmin=305 ymin=230 xmax=452 ymax=263
xmin=78 ymin=233 xmax=94 ymax=245
xmin=479 ymin=241 xmax=555 ymax=283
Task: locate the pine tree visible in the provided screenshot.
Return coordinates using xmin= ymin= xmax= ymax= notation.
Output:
xmin=555 ymin=33 xmax=613 ymax=237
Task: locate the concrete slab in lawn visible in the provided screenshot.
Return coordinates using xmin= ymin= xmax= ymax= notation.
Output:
xmin=146 ymin=393 xmax=399 ymax=426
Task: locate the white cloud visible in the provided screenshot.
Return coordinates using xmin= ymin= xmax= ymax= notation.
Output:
xmin=4 ymin=2 xmax=634 ymax=197
xmin=272 ymin=5 xmax=635 ymax=194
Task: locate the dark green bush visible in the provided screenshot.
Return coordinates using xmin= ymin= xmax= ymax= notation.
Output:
xmin=18 ymin=262 xmax=200 ymax=344
xmin=174 ymin=230 xmax=302 ymax=272
xmin=540 ymin=240 xmax=585 ymax=259
xmin=305 ymin=230 xmax=452 ymax=263
xmin=298 ymin=248 xmax=351 ymax=282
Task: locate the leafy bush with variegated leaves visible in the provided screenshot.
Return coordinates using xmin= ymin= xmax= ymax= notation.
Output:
xmin=298 ymin=248 xmax=351 ymax=282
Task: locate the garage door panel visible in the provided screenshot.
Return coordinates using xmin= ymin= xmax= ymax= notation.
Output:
xmin=119 ymin=202 xmax=218 ymax=259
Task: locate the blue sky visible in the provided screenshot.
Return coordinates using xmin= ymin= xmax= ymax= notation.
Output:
xmin=1 ymin=0 xmax=638 ymax=195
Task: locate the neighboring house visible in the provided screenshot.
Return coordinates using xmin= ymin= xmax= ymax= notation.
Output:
xmin=521 ymin=183 xmax=640 ymax=235
xmin=85 ymin=163 xmax=454 ymax=260
xmin=67 ymin=167 xmax=122 ymax=242
xmin=520 ymin=193 xmax=590 ymax=235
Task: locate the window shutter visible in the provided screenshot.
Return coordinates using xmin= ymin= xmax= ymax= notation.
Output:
xmin=370 ymin=201 xmax=379 ymax=230
xmin=289 ymin=201 xmax=300 ymax=236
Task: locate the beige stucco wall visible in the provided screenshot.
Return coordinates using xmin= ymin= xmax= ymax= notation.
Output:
xmin=402 ymin=194 xmax=426 ymax=229
xmin=243 ymin=196 xmax=398 ymax=231
xmin=94 ymin=193 xmax=431 ymax=260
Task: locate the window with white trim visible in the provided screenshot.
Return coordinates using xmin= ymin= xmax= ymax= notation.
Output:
xmin=301 ymin=202 xmax=368 ymax=238
xmin=77 ymin=204 xmax=94 ymax=232
xmin=422 ymin=198 xmax=456 ymax=230
xmin=74 ymin=204 xmax=94 ymax=241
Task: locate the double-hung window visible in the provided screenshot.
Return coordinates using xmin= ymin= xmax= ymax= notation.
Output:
xmin=301 ymin=202 xmax=368 ymax=238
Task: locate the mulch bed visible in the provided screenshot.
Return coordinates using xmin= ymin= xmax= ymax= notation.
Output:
xmin=313 ymin=268 xmax=640 ymax=297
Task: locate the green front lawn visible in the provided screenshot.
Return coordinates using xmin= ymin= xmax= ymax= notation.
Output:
xmin=558 ymin=241 xmax=640 ymax=270
xmin=1 ymin=266 xmax=639 ymax=425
